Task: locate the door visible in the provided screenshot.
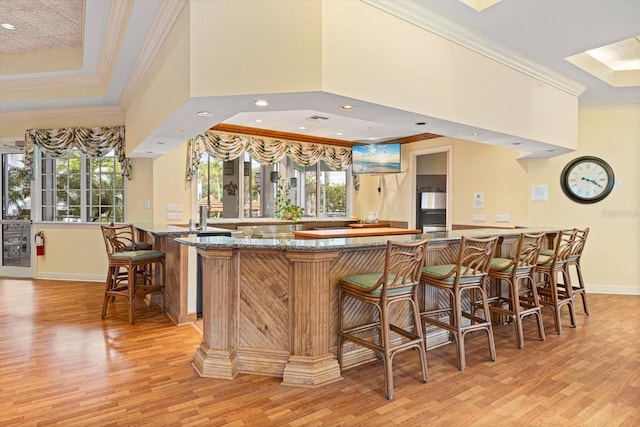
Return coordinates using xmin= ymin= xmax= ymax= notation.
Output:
xmin=1 ymin=151 xmax=33 ymax=277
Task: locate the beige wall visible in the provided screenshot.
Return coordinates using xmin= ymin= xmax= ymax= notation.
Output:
xmin=33 ymin=225 xmax=106 ymax=282
xmin=151 ymin=143 xmax=192 ymax=224
xmin=189 ymin=0 xmax=322 ymax=96
xmin=125 ymin=158 xmax=155 ymax=223
xmin=527 ymin=106 xmax=640 ymax=293
xmin=321 ymin=0 xmax=578 ymax=151
xmin=124 ymin=2 xmax=191 ymax=154
xmin=354 ymin=137 xmax=529 ymax=228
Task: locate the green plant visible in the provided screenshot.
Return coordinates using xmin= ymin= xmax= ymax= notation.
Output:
xmin=274 ymin=179 xmax=304 ymax=222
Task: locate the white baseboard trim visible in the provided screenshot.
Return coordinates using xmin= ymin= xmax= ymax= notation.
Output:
xmin=586 ymin=284 xmax=640 ymax=295
xmin=35 ymin=272 xmax=104 ymax=283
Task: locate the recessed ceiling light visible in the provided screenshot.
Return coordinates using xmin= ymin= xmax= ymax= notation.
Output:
xmin=255 ymin=119 xmax=263 ymax=123
xmin=173 ymin=129 xmax=184 ymax=134
xmin=336 ymin=132 xmax=344 ymax=136
xmin=1 ymin=23 xmax=16 ymax=30
xmin=470 ymin=132 xmax=480 ymax=136
xmin=298 ymin=126 xmax=306 ymax=130
xmin=197 ymin=111 xmax=213 ymax=117
xmin=254 ymin=100 xmax=269 ymax=107
xmin=341 ymin=105 xmax=354 ymax=110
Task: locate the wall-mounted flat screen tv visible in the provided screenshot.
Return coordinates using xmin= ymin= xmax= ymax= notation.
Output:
xmin=352 ymin=143 xmax=401 ymax=174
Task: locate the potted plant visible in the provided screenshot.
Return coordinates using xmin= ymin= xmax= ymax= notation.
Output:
xmin=274 ymin=179 xmax=304 ymax=223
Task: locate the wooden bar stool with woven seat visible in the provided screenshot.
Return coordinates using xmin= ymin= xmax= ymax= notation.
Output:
xmin=487 ymin=232 xmax=546 ymax=348
xmin=101 ymin=224 xmax=166 ymax=324
xmin=535 ymin=229 xmax=577 ymax=335
xmin=540 ymin=227 xmax=590 ymax=315
xmin=337 ymin=238 xmax=429 ymax=400
xmin=420 ymin=235 xmax=499 ymax=371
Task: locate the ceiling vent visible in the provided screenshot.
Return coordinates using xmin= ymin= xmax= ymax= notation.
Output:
xmin=307 ymin=115 xmax=329 ymax=121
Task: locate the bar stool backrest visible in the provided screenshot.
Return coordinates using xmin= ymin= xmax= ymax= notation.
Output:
xmin=101 ymin=224 xmax=138 ymax=255
xmin=378 ymin=238 xmax=429 ymax=297
xmin=539 ymin=229 xmax=577 ymax=269
xmin=511 ymin=232 xmax=546 ymax=270
xmin=456 ymin=236 xmax=499 ymax=279
xmin=569 ymin=228 xmax=589 ymax=262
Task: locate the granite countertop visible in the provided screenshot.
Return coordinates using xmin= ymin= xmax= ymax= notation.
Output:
xmin=135 ymin=223 xmax=232 ymax=237
xmin=175 ymin=226 xmax=563 ymax=252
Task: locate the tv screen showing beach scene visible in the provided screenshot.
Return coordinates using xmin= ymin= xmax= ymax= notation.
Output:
xmin=351 ymin=143 xmax=401 ymax=174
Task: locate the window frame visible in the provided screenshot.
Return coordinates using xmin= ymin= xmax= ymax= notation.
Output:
xmin=34 ymin=148 xmax=126 ymax=223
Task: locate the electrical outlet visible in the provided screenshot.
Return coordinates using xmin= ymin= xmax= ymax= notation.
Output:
xmin=472 ymin=214 xmax=487 ymax=222
xmin=143 ymin=200 xmax=150 ymax=209
xmin=494 ymin=214 xmax=510 ymax=223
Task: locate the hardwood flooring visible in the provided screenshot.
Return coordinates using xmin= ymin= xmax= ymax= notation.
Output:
xmin=1 ymin=278 xmax=638 ymax=426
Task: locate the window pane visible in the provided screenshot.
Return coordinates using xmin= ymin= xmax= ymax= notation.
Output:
xmin=319 ymin=162 xmax=346 ymax=217
xmin=197 ymin=153 xmax=226 ymax=218
xmin=4 ymin=153 xmax=31 ymax=220
xmin=40 ymin=150 xmax=124 ymax=223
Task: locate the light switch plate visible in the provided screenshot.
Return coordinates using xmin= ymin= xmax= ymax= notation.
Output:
xmin=494 ymin=214 xmax=510 ymax=223
xmin=472 ymin=214 xmax=487 ymax=222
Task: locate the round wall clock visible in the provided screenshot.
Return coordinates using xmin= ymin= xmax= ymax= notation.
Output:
xmin=560 ymin=156 xmax=615 ymax=204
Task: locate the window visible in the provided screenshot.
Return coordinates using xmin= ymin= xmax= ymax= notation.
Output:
xmin=40 ymin=149 xmax=125 ymax=222
xmin=198 ymin=154 xmax=350 ymax=220
xmin=3 ymin=153 xmax=31 ymax=220
xmin=287 ymin=158 xmax=347 ymax=218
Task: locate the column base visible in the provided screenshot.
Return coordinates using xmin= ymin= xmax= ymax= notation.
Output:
xmin=192 ymin=344 xmax=238 ymax=379
xmin=281 ymin=354 xmax=343 ymax=388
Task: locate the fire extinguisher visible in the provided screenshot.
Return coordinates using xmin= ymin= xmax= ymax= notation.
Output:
xmin=35 ymin=231 xmax=45 ymax=256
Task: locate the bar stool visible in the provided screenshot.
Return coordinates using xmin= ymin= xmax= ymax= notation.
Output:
xmin=487 ymin=232 xmax=546 ymax=348
xmin=101 ymin=224 xmax=165 ymax=324
xmin=337 ymin=238 xmax=429 ymax=400
xmin=535 ymin=229 xmax=577 ymax=335
xmin=540 ymin=227 xmax=590 ymax=315
xmin=420 ymin=235 xmax=499 ymax=371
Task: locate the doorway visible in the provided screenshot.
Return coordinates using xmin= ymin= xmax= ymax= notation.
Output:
xmin=1 ymin=151 xmax=33 ymax=277
xmin=409 ymin=146 xmax=452 ymax=231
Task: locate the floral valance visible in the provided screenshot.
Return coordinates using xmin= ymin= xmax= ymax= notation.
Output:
xmin=24 ymin=126 xmax=132 ymax=179
xmin=186 ymin=130 xmax=352 ymax=180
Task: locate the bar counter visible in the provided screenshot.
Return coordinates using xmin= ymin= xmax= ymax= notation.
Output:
xmin=135 ymin=224 xmax=231 ymax=325
xmin=175 ymin=226 xmax=562 ymax=388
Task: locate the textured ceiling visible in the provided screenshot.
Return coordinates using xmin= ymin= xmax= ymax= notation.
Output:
xmin=0 ymin=0 xmax=83 ymax=54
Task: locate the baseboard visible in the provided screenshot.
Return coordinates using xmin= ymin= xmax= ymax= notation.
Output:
xmin=586 ymin=284 xmax=640 ymax=295
xmin=35 ymin=272 xmax=104 ymax=282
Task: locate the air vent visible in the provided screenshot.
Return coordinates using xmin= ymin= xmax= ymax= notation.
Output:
xmin=307 ymin=115 xmax=329 ymax=121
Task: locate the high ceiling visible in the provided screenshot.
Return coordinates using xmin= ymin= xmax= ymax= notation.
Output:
xmin=1 ymin=0 xmax=639 ymax=158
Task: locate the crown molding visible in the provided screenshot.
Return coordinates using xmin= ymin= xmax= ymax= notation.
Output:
xmin=0 ymin=105 xmax=124 ymax=122
xmin=97 ymin=0 xmax=132 ymax=85
xmin=119 ymin=0 xmax=187 ymax=109
xmin=363 ymin=0 xmax=586 ymax=97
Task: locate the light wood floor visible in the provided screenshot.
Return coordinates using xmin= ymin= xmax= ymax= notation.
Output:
xmin=1 ymin=278 xmax=638 ymax=426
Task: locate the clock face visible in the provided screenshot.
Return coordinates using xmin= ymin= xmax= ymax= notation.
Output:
xmin=560 ymin=156 xmax=614 ymax=204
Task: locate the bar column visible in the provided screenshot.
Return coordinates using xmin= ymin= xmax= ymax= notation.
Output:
xmin=282 ymin=250 xmax=343 ymax=387
xmin=192 ymin=248 xmax=238 ymax=379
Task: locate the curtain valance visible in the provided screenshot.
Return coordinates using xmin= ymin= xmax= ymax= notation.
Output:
xmin=24 ymin=126 xmax=132 ymax=179
xmin=186 ymin=130 xmax=352 ymax=180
